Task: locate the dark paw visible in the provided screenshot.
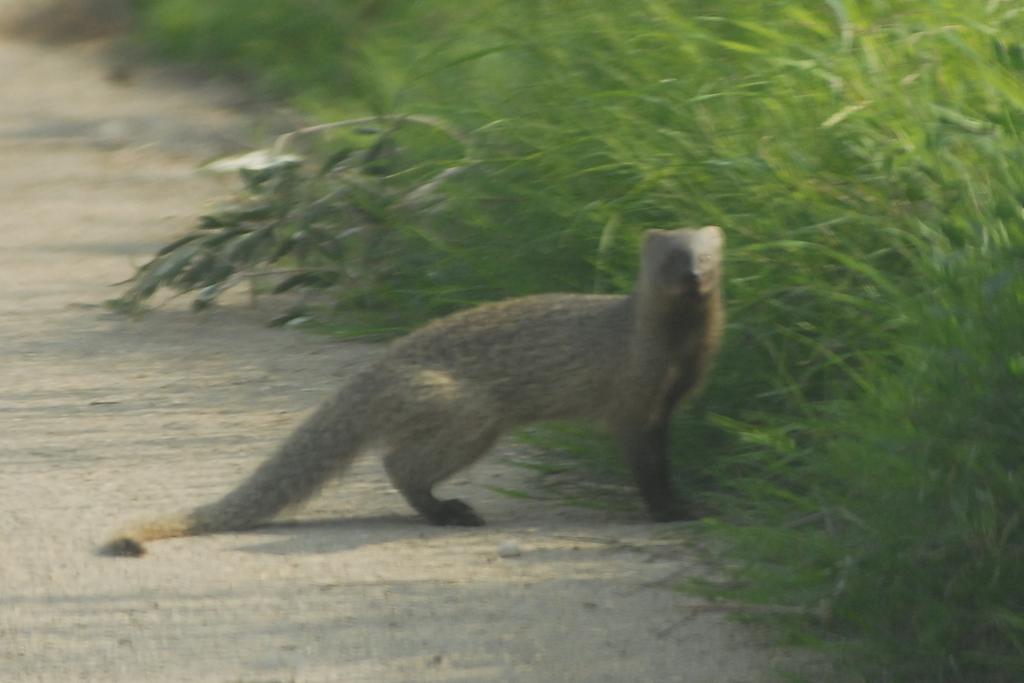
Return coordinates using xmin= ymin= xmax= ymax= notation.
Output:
xmin=648 ymin=501 xmax=698 ymax=523
xmin=433 ymin=499 xmax=485 ymax=527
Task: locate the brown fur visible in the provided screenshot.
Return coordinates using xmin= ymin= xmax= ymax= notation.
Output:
xmin=99 ymin=226 xmax=726 ymax=556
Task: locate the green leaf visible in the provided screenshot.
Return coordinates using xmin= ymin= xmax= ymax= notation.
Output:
xmin=155 ymin=232 xmax=204 ymax=256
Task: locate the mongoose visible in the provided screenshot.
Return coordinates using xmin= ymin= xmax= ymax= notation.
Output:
xmin=100 ymin=226 xmax=725 ymax=557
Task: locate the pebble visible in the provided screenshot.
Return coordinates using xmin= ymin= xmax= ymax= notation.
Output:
xmin=497 ymin=540 xmax=522 ymax=558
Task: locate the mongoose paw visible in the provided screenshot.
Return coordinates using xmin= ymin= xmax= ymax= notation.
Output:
xmin=432 ymin=499 xmax=486 ymax=527
xmin=649 ymin=501 xmax=699 ymax=523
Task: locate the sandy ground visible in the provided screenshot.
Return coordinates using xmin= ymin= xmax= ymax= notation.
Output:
xmin=0 ymin=17 xmax=800 ymax=683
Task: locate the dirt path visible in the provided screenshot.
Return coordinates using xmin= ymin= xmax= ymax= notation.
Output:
xmin=0 ymin=23 xmax=792 ymax=683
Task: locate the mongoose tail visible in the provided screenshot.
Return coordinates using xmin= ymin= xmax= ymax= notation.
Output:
xmin=98 ymin=518 xmax=192 ymax=557
xmin=98 ymin=390 xmax=367 ymax=557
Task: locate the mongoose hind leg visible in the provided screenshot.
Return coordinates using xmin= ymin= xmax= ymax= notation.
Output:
xmin=384 ymin=427 xmax=499 ymax=527
xmin=402 ymin=491 xmax=485 ymax=527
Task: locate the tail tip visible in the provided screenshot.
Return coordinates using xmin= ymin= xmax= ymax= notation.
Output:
xmin=97 ymin=537 xmax=146 ymax=558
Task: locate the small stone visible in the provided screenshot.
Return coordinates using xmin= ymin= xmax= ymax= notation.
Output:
xmin=497 ymin=540 xmax=521 ymax=558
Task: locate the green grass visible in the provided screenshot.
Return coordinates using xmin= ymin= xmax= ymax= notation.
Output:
xmin=705 ymin=251 xmax=1024 ymax=681
xmin=133 ymin=1 xmax=1024 ymax=680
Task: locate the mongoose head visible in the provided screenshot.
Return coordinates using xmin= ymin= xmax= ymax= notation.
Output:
xmin=641 ymin=226 xmax=724 ymax=300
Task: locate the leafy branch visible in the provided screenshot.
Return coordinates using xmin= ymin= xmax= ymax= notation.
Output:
xmin=111 ymin=114 xmax=474 ymax=322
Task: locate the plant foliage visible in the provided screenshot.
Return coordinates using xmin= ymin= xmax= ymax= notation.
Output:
xmin=113 ymin=115 xmax=475 ymax=327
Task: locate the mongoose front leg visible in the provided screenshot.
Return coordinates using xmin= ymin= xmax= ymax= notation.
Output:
xmin=623 ymin=422 xmax=694 ymax=522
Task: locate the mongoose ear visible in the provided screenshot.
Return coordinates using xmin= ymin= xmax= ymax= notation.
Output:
xmin=700 ymin=225 xmax=725 ymax=248
xmin=643 ymin=228 xmax=670 ymax=242
xmin=641 ymin=230 xmax=677 ymax=268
